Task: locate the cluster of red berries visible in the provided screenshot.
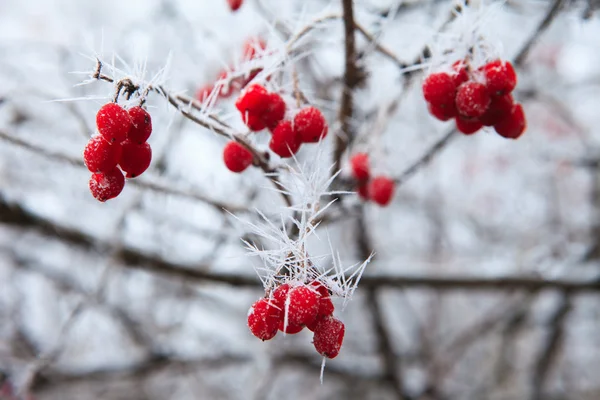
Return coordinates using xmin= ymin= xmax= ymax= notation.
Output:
xmin=83 ymin=103 xmax=153 ymax=202
xmin=423 ymin=59 xmax=526 ymax=139
xmin=350 ymin=153 xmax=395 ymax=207
xmin=248 ymin=281 xmax=345 ymax=359
xmin=223 ymin=84 xmax=328 ymax=173
xmin=196 ymin=38 xmax=266 ymax=102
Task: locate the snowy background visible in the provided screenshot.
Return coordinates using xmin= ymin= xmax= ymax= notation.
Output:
xmin=0 ymin=0 xmax=600 ymax=399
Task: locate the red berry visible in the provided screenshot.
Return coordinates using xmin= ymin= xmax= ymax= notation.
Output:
xmin=479 ymin=94 xmax=514 ymax=126
xmin=248 ymin=298 xmax=281 ymax=341
xmin=262 ymin=93 xmax=286 ymax=130
xmin=293 ymin=107 xmax=328 ymax=143
xmin=285 ymin=285 xmax=319 ymax=327
xmin=452 ymin=61 xmax=469 ymax=86
xmin=455 ymin=82 xmax=491 ymax=118
xmin=227 ymin=0 xmax=243 ymax=11
xmin=236 ymin=84 xmax=270 ymax=116
xmin=350 ymin=152 xmax=370 ymax=181
xmin=357 ymin=183 xmax=369 ymax=201
xmin=269 ymin=120 xmax=301 ymax=158
xmin=422 ymin=72 xmax=457 ymax=107
xmin=279 ymin=320 xmax=304 ymax=334
xmin=242 ymin=37 xmax=267 ymax=61
xmin=223 ymin=141 xmax=253 ymax=172
xmin=482 ymin=60 xmax=517 ymax=96
xmin=119 ymin=141 xmax=152 ymax=178
xmin=244 ymin=113 xmax=267 ymax=131
xmin=89 ymin=167 xmax=125 ymax=202
xmin=427 ymin=102 xmax=457 ymax=121
xmin=83 ymin=135 xmax=122 ymax=173
xmin=96 ymin=103 xmax=131 ymax=144
xmin=313 ymin=316 xmax=345 ymax=359
xmin=309 ymin=281 xmax=334 ymax=319
xmin=494 ymin=103 xmax=526 ymax=139
xmin=272 ymin=283 xmax=291 ymax=310
xmin=127 ymin=107 xmax=152 ymax=143
xmin=455 ymin=116 xmax=483 ymax=135
xmin=368 ymin=176 xmax=395 ymax=206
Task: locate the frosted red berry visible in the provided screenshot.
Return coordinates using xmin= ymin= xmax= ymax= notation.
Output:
xmin=227 ymin=0 xmax=243 ymax=11
xmin=482 ymin=60 xmax=517 ymax=96
xmin=96 ymin=103 xmax=131 ymax=144
xmin=285 ymin=285 xmax=319 ymax=327
xmin=313 ymin=316 xmax=345 ymax=359
xmin=248 ymin=298 xmax=281 ymax=341
xmin=368 ymin=176 xmax=395 ymax=206
xmin=350 ymin=152 xmax=370 ymax=181
xmin=494 ymin=103 xmax=526 ymax=139
xmin=455 ymin=82 xmax=491 ymax=118
xmin=479 ymin=94 xmax=514 ymax=127
xmin=279 ymin=320 xmax=304 ymax=334
xmin=269 ymin=120 xmax=301 ymax=158
xmin=262 ymin=93 xmax=286 ymax=130
xmin=119 ymin=141 xmax=152 ymax=178
xmin=455 ymin=116 xmax=482 ymax=135
xmin=89 ymin=167 xmax=125 ymax=202
xmin=223 ymin=141 xmax=253 ymax=172
xmin=294 ymin=107 xmax=328 ymax=143
xmin=452 ymin=61 xmax=469 ymax=87
xmin=428 ymin=102 xmax=457 ymax=121
xmin=83 ymin=135 xmax=122 ymax=173
xmin=422 ymin=72 xmax=457 ymax=107
xmin=127 ymin=106 xmax=152 ymax=143
xmin=243 ymin=113 xmax=267 ymax=132
xmin=236 ymin=84 xmax=270 ymax=116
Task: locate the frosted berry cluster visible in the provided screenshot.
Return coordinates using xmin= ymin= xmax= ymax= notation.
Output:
xmin=247 ymin=281 xmax=345 ymax=359
xmin=423 ymin=60 xmax=526 ymax=139
xmin=223 ymin=84 xmax=329 ymax=173
xmin=349 ymin=153 xmax=395 ymax=207
xmin=83 ymin=103 xmax=153 ymax=202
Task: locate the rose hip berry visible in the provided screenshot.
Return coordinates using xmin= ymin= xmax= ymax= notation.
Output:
xmin=269 ymin=120 xmax=301 ymax=158
xmin=482 ymin=60 xmax=517 ymax=96
xmin=96 ymin=103 xmax=131 ymax=144
xmin=350 ymin=153 xmax=370 ymax=181
xmin=83 ymin=135 xmax=122 ymax=173
xmin=294 ymin=107 xmax=328 ymax=143
xmin=223 ymin=141 xmax=253 ymax=173
xmin=127 ymin=106 xmax=152 ymax=143
xmin=422 ymin=72 xmax=457 ymax=107
xmin=368 ymin=176 xmax=395 ymax=206
xmin=455 ymin=116 xmax=483 ymax=135
xmin=119 ymin=141 xmax=152 ymax=178
xmin=313 ymin=316 xmax=345 ymax=359
xmin=248 ymin=298 xmax=281 ymax=341
xmin=455 ymin=82 xmax=491 ymax=118
xmin=494 ymin=103 xmax=526 ymax=139
xmin=89 ymin=167 xmax=125 ymax=202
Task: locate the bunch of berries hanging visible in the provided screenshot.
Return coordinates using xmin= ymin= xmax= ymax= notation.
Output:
xmin=223 ymin=84 xmax=329 ymax=173
xmin=423 ymin=59 xmax=526 ymax=139
xmin=247 ymin=280 xmax=345 ymax=359
xmin=83 ymin=103 xmax=153 ymax=202
xmin=349 ymin=153 xmax=395 ymax=207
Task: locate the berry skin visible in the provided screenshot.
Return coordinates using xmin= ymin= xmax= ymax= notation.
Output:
xmin=455 ymin=116 xmax=483 ymax=135
xmin=357 ymin=184 xmax=369 ymax=201
xmin=368 ymin=176 xmax=395 ymax=206
xmin=428 ymin=102 xmax=457 ymax=121
xmin=350 ymin=152 xmax=370 ymax=181
xmin=455 ymin=82 xmax=491 ymax=118
xmin=422 ymin=72 xmax=457 ymax=107
xmin=313 ymin=316 xmax=345 ymax=359
xmin=119 ymin=141 xmax=152 ymax=178
xmin=236 ymin=84 xmax=270 ymax=116
xmin=83 ymin=135 xmax=122 ymax=173
xmin=227 ymin=0 xmax=243 ymax=11
xmin=494 ymin=103 xmax=526 ymax=139
xmin=294 ymin=107 xmax=328 ymax=143
xmin=452 ymin=61 xmax=469 ymax=87
xmin=223 ymin=141 xmax=253 ymax=173
xmin=262 ymin=93 xmax=286 ymax=130
xmin=89 ymin=167 xmax=125 ymax=202
xmin=244 ymin=113 xmax=267 ymax=132
xmin=248 ymin=298 xmax=281 ymax=341
xmin=482 ymin=60 xmax=517 ymax=96
xmin=285 ymin=285 xmax=319 ymax=327
xmin=279 ymin=320 xmax=304 ymax=334
xmin=479 ymin=94 xmax=514 ymax=127
xmin=96 ymin=103 xmax=131 ymax=144
xmin=269 ymin=120 xmax=301 ymax=158
xmin=127 ymin=107 xmax=152 ymax=143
